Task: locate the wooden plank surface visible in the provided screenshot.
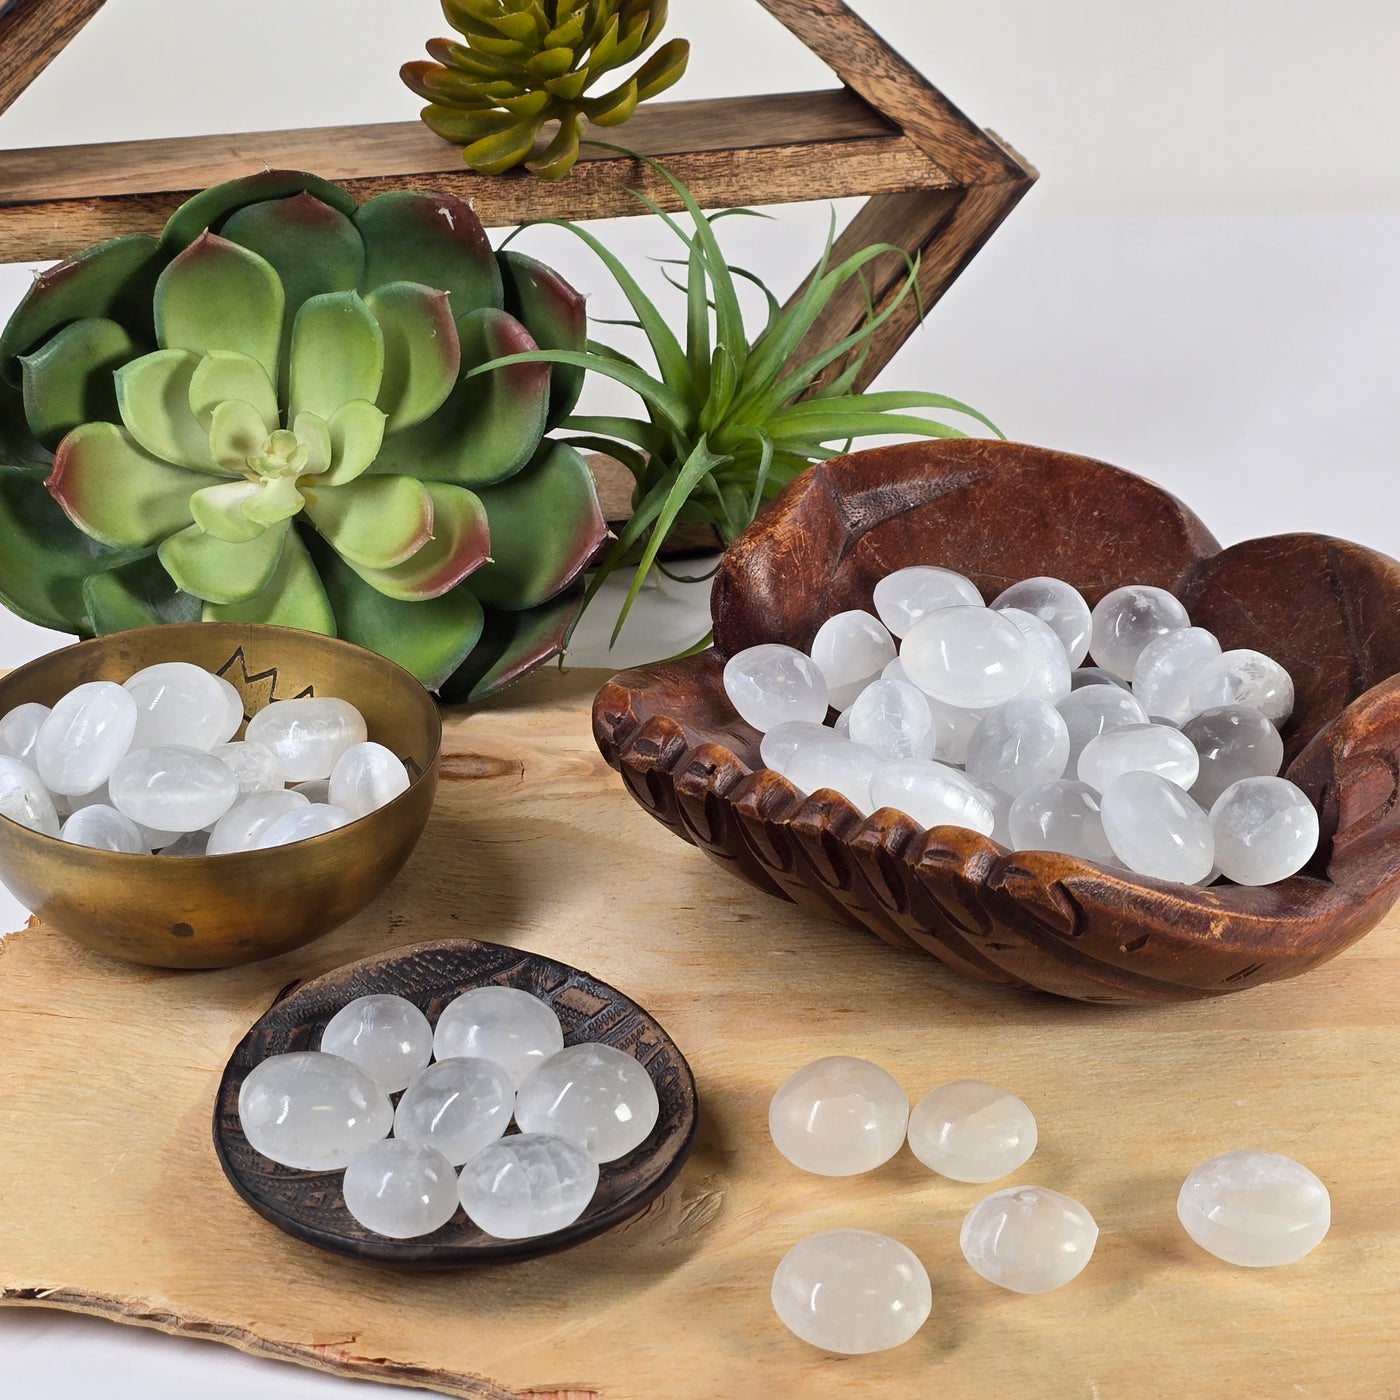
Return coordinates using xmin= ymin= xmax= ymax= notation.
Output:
xmin=0 ymin=0 xmax=108 ymax=118
xmin=10 ymin=667 xmax=1386 ymax=1399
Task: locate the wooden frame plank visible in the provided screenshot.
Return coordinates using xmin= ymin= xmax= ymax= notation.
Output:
xmin=0 ymin=0 xmax=107 ymax=118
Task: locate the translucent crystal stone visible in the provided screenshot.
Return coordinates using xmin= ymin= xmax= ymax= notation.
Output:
xmin=1100 ymin=770 xmax=1215 ymax=883
xmin=722 ymin=644 xmax=829 ymax=732
xmin=35 ymin=681 xmax=138 ymax=796
xmin=1078 ymin=722 xmax=1200 ymax=792
xmin=1131 ymin=626 xmax=1221 ymax=724
xmin=1008 ymin=780 xmax=1118 ymax=865
xmin=768 ymin=1055 xmax=908 ymax=1176
xmin=1057 ymin=684 xmax=1149 ymax=768
xmin=124 ymin=661 xmax=231 ymax=751
xmin=771 ymin=1230 xmax=931 ymax=1354
xmin=908 ymin=1080 xmax=1038 ymax=1182
xmin=458 ymin=1132 xmax=599 ymax=1239
xmin=433 ymin=986 xmax=565 ymax=1087
xmin=342 ymin=1138 xmax=460 ymax=1239
xmin=0 ymin=756 xmax=60 ymax=836
xmin=1089 ymin=585 xmax=1190 ymax=680
xmin=0 ymin=702 xmax=49 ymax=765
xmin=136 ymin=821 xmax=182 ymax=851
xmin=960 ymin=1186 xmax=1098 ymax=1293
xmin=394 ymin=1057 xmax=515 ymax=1165
xmin=211 ymin=740 xmax=284 ymax=794
xmin=872 ymin=565 xmax=983 ymax=637
xmin=159 ymin=829 xmax=209 ymax=857
xmin=846 ymin=679 xmax=935 ymax=762
xmin=992 ymin=577 xmax=1092 ymax=667
xmin=832 ymin=706 xmax=852 ymax=737
xmin=1177 ymin=1150 xmax=1330 ymax=1266
xmin=253 ymin=802 xmax=353 ymax=848
xmin=998 ymin=607 xmax=1072 ymax=704
xmin=60 ymin=803 xmax=145 ymax=853
xmin=237 ymin=1050 xmax=393 ymax=1170
xmin=108 ymin=745 xmax=239 ymax=832
xmin=870 ymin=760 xmax=996 ymax=836
xmin=966 ymin=698 xmax=1070 ymax=799
xmin=901 ymin=606 xmax=1031 ymax=709
xmin=206 ymin=790 xmax=310 ymax=855
xmin=785 ymin=736 xmax=881 ymax=813
xmin=1182 ymin=705 xmax=1284 ymax=808
xmin=985 ymin=786 xmax=1014 ymax=848
xmin=759 ymin=721 xmax=834 ymax=776
xmin=1071 ymin=666 xmax=1132 ymax=691
xmin=329 ymin=741 xmax=411 ymax=818
xmin=1209 ymin=776 xmax=1319 ymax=885
xmin=1188 ymin=649 xmax=1295 ymax=724
xmin=246 ymin=697 xmax=369 ymax=782
xmin=515 ymin=1043 xmax=660 ymax=1163
xmin=292 ymin=779 xmax=330 ymax=804
xmin=212 ymin=674 xmax=245 ymax=743
xmin=808 ymin=610 xmax=897 ymax=709
xmin=319 ymin=994 xmax=433 ymax=1093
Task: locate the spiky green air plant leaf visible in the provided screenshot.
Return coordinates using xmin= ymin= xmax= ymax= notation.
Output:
xmin=0 ymin=171 xmax=604 ymax=699
xmin=403 ymin=0 xmax=689 ymax=180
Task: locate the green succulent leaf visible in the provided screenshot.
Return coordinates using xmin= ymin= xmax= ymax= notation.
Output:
xmin=288 ymin=290 xmax=385 ymax=422
xmin=464 ymin=120 xmax=543 ymax=175
xmin=420 ymin=103 xmax=520 ymax=144
xmin=243 ymin=474 xmax=307 ymax=527
xmin=161 ymin=172 xmax=358 ymax=253
xmin=202 ymin=524 xmax=335 ymax=634
xmin=189 ymin=479 xmax=268 ymax=543
xmin=83 ymin=554 xmax=202 ymax=632
xmin=208 ymin=398 xmax=271 ymax=474
xmin=439 ymin=580 xmax=584 ymax=704
xmin=499 ymin=251 xmax=586 ymax=428
xmin=543 ymin=67 xmax=589 ymax=101
xmin=0 ymin=377 xmax=55 ymax=476
xmin=158 ymin=517 xmax=289 ymax=604
xmin=344 ymin=481 xmax=489 ymax=601
xmin=632 ymin=35 xmax=688 ymax=102
xmin=525 ymin=112 xmax=584 ymax=179
xmin=365 ymin=282 xmax=462 ymax=435
xmin=293 ymin=410 xmax=332 ymax=474
xmin=188 ymin=350 xmax=279 ymax=433
xmin=115 ymin=348 xmax=220 ymax=472
xmin=19 ymin=317 xmax=142 ymax=448
xmin=303 ymin=474 xmax=435 ymax=569
xmin=322 ymin=399 xmax=388 ymax=485
xmin=582 ymin=76 xmax=638 ymax=126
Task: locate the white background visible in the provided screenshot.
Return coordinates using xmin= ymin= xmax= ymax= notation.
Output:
xmin=3 ymin=1 xmax=1399 ymax=1393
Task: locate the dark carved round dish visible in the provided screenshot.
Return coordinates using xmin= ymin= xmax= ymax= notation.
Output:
xmin=213 ymin=939 xmax=698 ymax=1265
xmin=592 ymin=439 xmax=1400 ymax=1004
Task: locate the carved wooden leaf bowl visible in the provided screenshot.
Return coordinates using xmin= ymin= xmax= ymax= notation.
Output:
xmin=593 ymin=440 xmax=1400 ymax=1004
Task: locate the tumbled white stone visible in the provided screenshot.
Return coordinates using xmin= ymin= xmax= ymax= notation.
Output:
xmin=1132 ymin=626 xmax=1221 ymax=724
xmin=246 ymin=697 xmax=369 ymax=781
xmin=960 ymin=1186 xmax=1098 ymax=1293
xmin=0 ymin=702 xmax=49 ymax=766
xmin=992 ymin=577 xmax=1092 ymax=667
xmin=328 ymin=741 xmax=411 ymax=818
xmin=1057 ymin=684 xmax=1149 ymax=768
xmin=1188 ymin=649 xmax=1295 ymax=724
xmin=966 ymin=698 xmax=1070 ymax=799
xmin=253 ymin=802 xmax=353 ymax=848
xmin=35 ymin=681 xmax=138 ymax=795
xmin=759 ymin=721 xmax=834 ymax=776
xmin=832 ymin=705 xmax=853 ymax=737
xmin=108 ymin=745 xmax=239 ymax=832
xmin=458 ymin=1132 xmax=599 ymax=1239
xmin=1177 ymin=1150 xmax=1330 ymax=1267
xmin=1078 ymin=722 xmax=1200 ymax=791
xmin=136 ymin=820 xmax=182 ymax=851
xmin=1008 ymin=779 xmax=1118 ymax=865
xmin=124 ymin=661 xmax=230 ymax=751
xmin=768 ymin=1055 xmax=908 ymax=1176
xmin=985 ymin=786 xmax=1014 ymax=848
xmin=394 ymin=1056 xmax=515 ymax=1165
xmin=872 ymin=565 xmax=983 ymax=637
xmin=1209 ymin=776 xmax=1319 ymax=885
xmin=292 ymin=778 xmax=330 ymax=804
xmin=433 ymin=986 xmax=565 ymax=1087
xmin=1071 ymin=666 xmax=1132 ymax=691
xmin=342 ymin=1138 xmax=460 ymax=1239
xmin=846 ymin=679 xmax=935 ymax=762
xmin=60 ymin=803 xmax=144 ymax=853
xmin=212 ymin=674 xmax=245 ymax=743
xmin=901 ymin=605 xmax=1032 ymax=709
xmin=0 ymin=756 xmax=60 ymax=837
xmin=1100 ymin=770 xmax=1215 ymax=883
xmin=320 ymin=994 xmax=433 ymax=1094
xmin=1182 ymin=705 xmax=1284 ymax=808
xmin=772 ymin=1230 xmax=931 ymax=1354
xmin=1089 ymin=585 xmax=1190 ymax=680
xmin=870 ymin=760 xmax=996 ymax=836
xmin=515 ymin=1043 xmax=660 ymax=1163
xmin=206 ymin=789 xmax=310 ymax=854
xmin=809 ymin=610 xmax=897 ymax=709
xmin=908 ymin=1080 xmax=1038 ymax=1182
xmin=211 ymin=740 xmax=284 ymax=794
xmin=785 ymin=736 xmax=881 ymax=813
xmin=722 ymin=644 xmax=829 ymax=733
xmin=998 ymin=607 xmax=1072 ymax=704
xmin=237 ymin=1050 xmax=392 ymax=1170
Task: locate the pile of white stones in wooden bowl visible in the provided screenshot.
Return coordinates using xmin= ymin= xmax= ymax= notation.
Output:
xmin=0 ymin=661 xmax=410 ymax=855
xmin=723 ymin=569 xmax=1319 ymax=887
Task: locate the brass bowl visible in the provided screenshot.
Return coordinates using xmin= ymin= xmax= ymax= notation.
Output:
xmin=0 ymin=623 xmax=440 ymax=968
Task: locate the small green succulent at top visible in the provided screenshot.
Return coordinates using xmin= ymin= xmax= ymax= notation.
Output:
xmin=403 ymin=0 xmax=688 ymax=180
xmin=0 ymin=171 xmax=606 ymax=702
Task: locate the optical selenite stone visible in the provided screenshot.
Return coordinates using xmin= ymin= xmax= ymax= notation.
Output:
xmin=771 ymin=1230 xmax=931 ymax=1354
xmin=832 ymin=706 xmax=852 ymax=737
xmin=1071 ymin=666 xmax=1132 ymax=691
xmin=458 ymin=1132 xmax=599 ymax=1239
xmin=901 ymin=605 xmax=1032 ymax=709
xmin=768 ymin=1055 xmax=909 ymax=1176
xmin=1188 ymin=649 xmax=1295 ymax=725
xmin=1057 ymin=685 xmax=1148 ymax=768
xmin=246 ymin=697 xmax=369 ymax=782
xmin=515 ymin=1043 xmax=660 ymax=1163
xmin=1182 ymin=705 xmax=1284 ymax=809
xmin=808 ymin=610 xmax=897 ymax=710
xmin=870 ymin=760 xmax=996 ymax=836
xmin=433 ymin=985 xmax=565 ymax=1087
xmin=785 ymin=737 xmax=881 ymax=814
xmin=0 ymin=702 xmax=49 ymax=766
xmin=1077 ymin=722 xmax=1200 ymax=792
xmin=60 ymin=803 xmax=145 ymax=853
xmin=342 ymin=1138 xmax=460 ymax=1239
xmin=211 ymin=740 xmax=284 ymax=794
xmin=35 ymin=681 xmax=139 ymax=795
xmin=319 ymin=993 xmax=434 ymax=1093
xmin=213 ymin=674 xmax=245 ymax=743
xmin=394 ymin=1056 xmax=515 ymax=1165
xmin=1209 ymin=776 xmax=1319 ymax=885
xmin=330 ymin=741 xmax=412 ymax=818
xmin=1177 ymin=1150 xmax=1330 ymax=1267
xmin=960 ymin=1186 xmax=1098 ymax=1293
xmin=1008 ymin=780 xmax=1118 ymax=865
xmin=846 ymin=679 xmax=935 ymax=762
xmin=997 ymin=607 xmax=1072 ymax=704
xmin=907 ymin=1080 xmax=1038 ymax=1182
xmin=759 ymin=721 xmax=834 ymax=776
xmin=992 ymin=577 xmax=1092 ymax=667
xmin=1089 ymin=585 xmax=1190 ymax=680
xmin=1100 ymin=770 xmax=1215 ymax=883
xmin=0 ymin=756 xmax=60 ymax=837
xmin=237 ymin=1050 xmax=393 ymax=1170
xmin=986 ymin=786 xmax=1014 ymax=848
xmin=965 ymin=698 xmax=1070 ymax=799
xmin=108 ymin=745 xmax=239 ymax=832
xmin=124 ymin=661 xmax=231 ymax=752
xmin=1131 ymin=626 xmax=1222 ymax=724
xmin=253 ymin=802 xmax=353 ymax=848
xmin=872 ymin=565 xmax=983 ymax=637
xmin=206 ymin=789 xmax=310 ymax=854
xmin=722 ymin=644 xmax=829 ymax=732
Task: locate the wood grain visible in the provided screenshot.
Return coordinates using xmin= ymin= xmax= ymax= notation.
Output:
xmin=3 ymin=665 xmax=1400 ymax=1399
xmin=0 ymin=0 xmax=107 ymax=118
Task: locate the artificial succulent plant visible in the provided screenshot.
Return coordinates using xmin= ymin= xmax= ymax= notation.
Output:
xmin=403 ymin=0 xmax=688 ymax=179
xmin=0 ymin=171 xmax=606 ymax=702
